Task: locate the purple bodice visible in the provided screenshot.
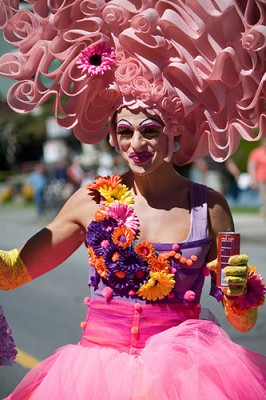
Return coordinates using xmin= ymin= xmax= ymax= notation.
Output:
xmin=87 ymin=181 xmax=211 ymax=304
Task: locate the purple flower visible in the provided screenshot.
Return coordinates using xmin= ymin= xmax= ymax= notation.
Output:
xmin=103 ymin=243 xmax=123 ymax=269
xmin=102 ymin=246 xmax=149 ymax=294
xmin=107 ymin=265 xmax=129 ymax=290
xmin=119 ymin=248 xmax=149 ymax=287
xmin=86 ymin=218 xmax=117 ymax=254
xmin=119 ymin=248 xmax=146 ymax=271
xmin=89 ymin=272 xmax=101 ymax=290
xmin=76 ymin=42 xmax=116 ymax=76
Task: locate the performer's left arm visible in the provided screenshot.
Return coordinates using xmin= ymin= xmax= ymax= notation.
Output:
xmin=207 ymin=189 xmax=265 ymax=332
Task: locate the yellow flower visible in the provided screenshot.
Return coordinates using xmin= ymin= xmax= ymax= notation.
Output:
xmin=99 ymin=184 xmax=134 ymax=206
xmin=137 ymin=271 xmax=175 ymax=301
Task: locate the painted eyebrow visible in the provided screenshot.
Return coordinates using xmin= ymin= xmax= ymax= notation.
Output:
xmin=117 ymin=119 xmax=132 ymax=127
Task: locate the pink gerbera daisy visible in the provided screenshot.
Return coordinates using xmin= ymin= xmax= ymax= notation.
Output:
xmin=106 ymin=202 xmax=139 ymax=234
xmin=233 ymin=267 xmax=266 ymax=311
xmin=76 ymin=42 xmax=116 ymax=76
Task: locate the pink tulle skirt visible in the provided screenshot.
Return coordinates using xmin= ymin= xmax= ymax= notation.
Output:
xmin=5 ymin=299 xmax=266 ymax=400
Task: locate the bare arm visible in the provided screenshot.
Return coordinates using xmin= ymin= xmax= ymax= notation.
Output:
xmin=206 ymin=188 xmax=234 ymax=263
xmin=18 ymin=186 xmax=97 ymax=279
xmin=206 ymin=188 xmax=258 ymax=332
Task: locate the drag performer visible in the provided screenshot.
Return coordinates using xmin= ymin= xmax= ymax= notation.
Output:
xmin=0 ymin=1 xmax=266 ymax=398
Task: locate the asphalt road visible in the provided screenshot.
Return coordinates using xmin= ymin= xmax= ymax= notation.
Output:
xmin=0 ymin=204 xmax=265 ymax=399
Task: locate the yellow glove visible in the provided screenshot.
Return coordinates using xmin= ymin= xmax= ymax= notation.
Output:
xmin=208 ymin=256 xmax=265 ymax=332
xmin=208 ymin=254 xmax=248 ymax=296
xmin=0 ymin=249 xmax=32 ymax=290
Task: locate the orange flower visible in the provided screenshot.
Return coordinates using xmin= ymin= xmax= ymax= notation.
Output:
xmin=94 ymin=206 xmax=109 ymax=221
xmin=88 ymin=245 xmax=97 ymax=265
xmin=94 ymin=257 xmax=108 ymax=279
xmin=112 ymin=226 xmax=134 ymax=248
xmin=88 ymin=246 xmax=107 ymax=278
xmin=148 ymin=256 xmax=171 ymax=273
xmin=87 ymin=175 xmax=121 ymax=191
xmin=134 ymin=242 xmax=156 ymax=260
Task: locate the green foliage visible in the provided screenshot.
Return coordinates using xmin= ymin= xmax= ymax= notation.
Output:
xmin=0 ymin=97 xmax=55 ymax=144
xmin=231 ymin=207 xmax=259 ymax=214
xmin=0 ymin=97 xmax=54 ymax=169
xmin=232 ymin=133 xmax=261 ymax=172
xmin=0 ymin=170 xmax=14 ymax=182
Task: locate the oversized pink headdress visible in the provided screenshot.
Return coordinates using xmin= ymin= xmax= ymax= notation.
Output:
xmin=0 ymin=0 xmax=265 ymax=164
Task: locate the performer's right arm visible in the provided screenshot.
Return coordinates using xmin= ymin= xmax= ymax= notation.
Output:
xmin=0 ymin=186 xmax=97 ymax=290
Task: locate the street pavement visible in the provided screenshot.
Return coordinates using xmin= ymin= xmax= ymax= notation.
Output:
xmin=0 ymin=203 xmax=265 ymax=398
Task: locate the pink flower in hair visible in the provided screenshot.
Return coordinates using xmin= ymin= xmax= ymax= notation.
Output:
xmin=76 ymin=42 xmax=116 ymax=76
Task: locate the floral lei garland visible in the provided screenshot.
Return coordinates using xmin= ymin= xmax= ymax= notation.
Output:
xmin=86 ymin=175 xmax=266 ymax=307
xmin=86 ymin=175 xmax=199 ymax=302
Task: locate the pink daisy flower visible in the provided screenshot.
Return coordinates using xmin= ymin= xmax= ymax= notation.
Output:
xmin=234 ymin=268 xmax=266 ymax=310
xmin=76 ymin=42 xmax=116 ymax=76
xmin=106 ymin=202 xmax=139 ymax=234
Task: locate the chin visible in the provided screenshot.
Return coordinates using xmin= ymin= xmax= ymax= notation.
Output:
xmin=128 ymin=161 xmax=164 ymax=177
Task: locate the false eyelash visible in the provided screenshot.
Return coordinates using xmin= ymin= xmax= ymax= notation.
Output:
xmin=116 ymin=124 xmax=133 ymax=131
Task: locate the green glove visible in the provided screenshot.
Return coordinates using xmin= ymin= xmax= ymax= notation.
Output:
xmin=208 ymin=254 xmax=248 ymax=296
xmin=223 ymin=254 xmax=248 ymax=295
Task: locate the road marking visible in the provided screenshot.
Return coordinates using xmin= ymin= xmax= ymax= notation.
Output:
xmin=15 ymin=348 xmax=40 ymax=369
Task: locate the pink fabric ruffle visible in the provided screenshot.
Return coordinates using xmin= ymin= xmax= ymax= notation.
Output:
xmin=0 ymin=0 xmax=265 ymax=163
xmin=4 ymin=319 xmax=266 ymax=400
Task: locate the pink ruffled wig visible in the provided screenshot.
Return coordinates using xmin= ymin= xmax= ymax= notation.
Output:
xmin=0 ymin=0 xmax=265 ymax=164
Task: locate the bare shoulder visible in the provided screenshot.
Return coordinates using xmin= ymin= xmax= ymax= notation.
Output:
xmin=206 ymin=187 xmax=235 ymax=262
xmin=207 ymin=187 xmax=234 ymax=234
xmin=19 ymin=185 xmax=100 ymax=277
xmin=51 ymin=185 xmax=100 ymax=232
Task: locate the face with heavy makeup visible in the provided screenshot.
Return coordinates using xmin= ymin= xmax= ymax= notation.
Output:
xmin=112 ymin=108 xmax=169 ymax=175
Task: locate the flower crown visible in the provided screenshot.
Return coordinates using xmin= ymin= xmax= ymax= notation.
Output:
xmin=86 ymin=175 xmax=199 ymax=302
xmin=0 ymin=1 xmax=265 ymax=164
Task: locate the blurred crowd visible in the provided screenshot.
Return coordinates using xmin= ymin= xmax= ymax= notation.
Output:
xmin=189 ymin=138 xmax=266 ymax=217
xmin=24 ymin=143 xmax=128 ymax=217
xmin=1 ymin=138 xmax=266 ymax=219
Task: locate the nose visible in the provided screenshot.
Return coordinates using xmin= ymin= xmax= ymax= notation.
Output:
xmin=131 ymin=130 xmax=145 ymax=150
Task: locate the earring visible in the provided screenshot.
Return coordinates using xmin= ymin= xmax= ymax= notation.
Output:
xmin=114 ymin=145 xmax=120 ymax=153
xmin=173 ymin=140 xmax=180 ymax=152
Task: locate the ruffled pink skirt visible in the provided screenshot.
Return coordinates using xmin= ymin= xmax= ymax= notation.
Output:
xmin=5 ymin=299 xmax=266 ymax=400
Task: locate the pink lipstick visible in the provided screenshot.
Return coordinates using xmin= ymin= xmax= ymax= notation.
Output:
xmin=129 ymin=151 xmax=152 ymax=164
